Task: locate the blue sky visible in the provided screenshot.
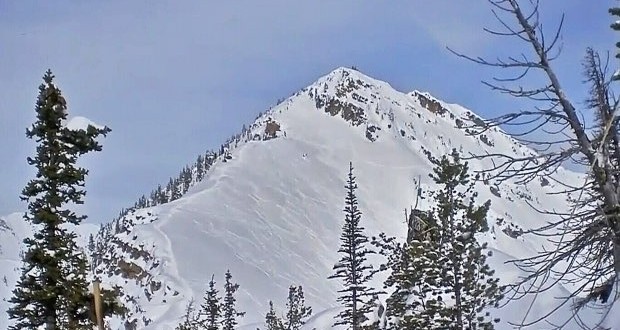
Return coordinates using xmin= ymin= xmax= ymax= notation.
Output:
xmin=0 ymin=1 xmax=615 ymax=223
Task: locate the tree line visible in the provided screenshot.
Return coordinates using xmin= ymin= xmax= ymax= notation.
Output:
xmin=174 ymin=271 xmax=312 ymax=330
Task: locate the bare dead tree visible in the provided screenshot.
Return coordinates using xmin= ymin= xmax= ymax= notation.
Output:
xmin=447 ymin=0 xmax=620 ymax=328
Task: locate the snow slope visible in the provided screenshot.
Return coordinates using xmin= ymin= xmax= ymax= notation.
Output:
xmin=2 ymin=67 xmax=616 ymax=329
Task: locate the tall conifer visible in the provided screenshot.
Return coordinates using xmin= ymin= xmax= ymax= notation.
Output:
xmin=284 ymin=286 xmax=312 ymax=330
xmin=329 ymin=162 xmax=376 ymax=330
xmin=8 ymin=70 xmax=111 ymax=330
xmin=201 ymin=275 xmax=221 ymax=330
xmin=265 ymin=301 xmax=284 ymax=330
xmin=427 ymin=150 xmax=502 ymax=329
xmin=221 ymin=270 xmax=244 ymax=330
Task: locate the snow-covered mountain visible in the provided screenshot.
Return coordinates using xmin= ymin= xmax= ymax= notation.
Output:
xmin=2 ymin=67 xmax=616 ymax=329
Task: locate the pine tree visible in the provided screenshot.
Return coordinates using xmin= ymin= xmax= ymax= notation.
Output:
xmin=167 ymin=178 xmax=176 ymax=200
xmin=370 ymin=233 xmax=403 ymax=328
xmin=182 ymin=166 xmax=192 ymax=193
xmin=221 ymin=270 xmax=245 ymax=330
xmin=7 ymin=70 xmax=111 ymax=330
xmin=265 ymin=301 xmax=284 ymax=330
xmin=427 ymin=150 xmax=503 ymax=329
xmin=87 ymin=234 xmax=96 ymax=256
xmin=380 ymin=151 xmax=503 ymax=329
xmin=176 ymin=299 xmax=201 ymax=330
xmin=201 ymin=274 xmax=221 ymax=330
xmin=196 ymin=155 xmax=205 ymax=182
xmin=62 ymin=245 xmax=93 ymax=329
xmin=328 ymin=162 xmax=376 ymax=330
xmin=380 ymin=211 xmax=441 ymax=329
xmin=389 ymin=243 xmax=442 ymax=329
xmin=155 ymin=185 xmax=166 ymax=204
xmin=284 ymin=286 xmax=312 ymax=330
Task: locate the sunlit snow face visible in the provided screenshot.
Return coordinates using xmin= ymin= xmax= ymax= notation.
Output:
xmin=0 ymin=67 xmax=597 ymax=329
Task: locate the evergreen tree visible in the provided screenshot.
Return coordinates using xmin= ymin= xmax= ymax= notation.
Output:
xmin=201 ymin=274 xmax=221 ymax=330
xmin=155 ymin=185 xmax=166 ymax=204
xmin=383 ymin=236 xmax=441 ymax=329
xmin=265 ymin=301 xmax=284 ymax=330
xmin=378 ymin=209 xmax=441 ymax=329
xmin=196 ymin=155 xmax=205 ymax=182
xmin=284 ymin=286 xmax=312 ymax=330
xmin=221 ymin=270 xmax=245 ymax=330
xmin=328 ymin=162 xmax=376 ymax=330
xmin=370 ymin=232 xmax=403 ymax=325
xmin=427 ymin=150 xmax=502 ymax=329
xmin=176 ymin=299 xmax=201 ymax=330
xmin=167 ymin=178 xmax=176 ymax=200
xmin=87 ymin=234 xmax=96 ymax=256
xmin=173 ymin=178 xmax=183 ymax=199
xmin=7 ymin=70 xmax=111 ymax=330
xmin=182 ymin=166 xmax=192 ymax=193
xmin=380 ymin=151 xmax=502 ymax=329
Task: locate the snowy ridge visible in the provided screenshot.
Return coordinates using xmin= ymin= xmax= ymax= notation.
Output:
xmin=2 ymin=67 xmax=615 ymax=329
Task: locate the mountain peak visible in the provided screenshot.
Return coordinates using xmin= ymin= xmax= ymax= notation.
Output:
xmin=308 ymin=66 xmax=392 ymax=97
xmin=322 ymin=66 xmax=376 ymax=82
xmin=2 ymin=69 xmax=597 ymax=329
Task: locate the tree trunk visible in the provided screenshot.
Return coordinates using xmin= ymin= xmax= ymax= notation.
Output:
xmin=352 ymin=245 xmax=358 ymax=330
xmin=453 ymin=254 xmax=463 ymax=329
xmin=46 ymin=314 xmax=56 ymax=330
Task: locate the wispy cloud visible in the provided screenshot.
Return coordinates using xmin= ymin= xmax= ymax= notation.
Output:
xmin=407 ymin=1 xmax=494 ymax=52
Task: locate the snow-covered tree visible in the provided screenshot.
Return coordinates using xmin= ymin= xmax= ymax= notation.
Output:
xmin=284 ymin=286 xmax=312 ymax=330
xmin=176 ymin=299 xmax=201 ymax=330
xmin=201 ymin=274 xmax=221 ymax=330
xmin=428 ymin=150 xmax=502 ymax=329
xmin=7 ymin=70 xmax=113 ymax=330
xmin=263 ymin=285 xmax=311 ymax=330
xmin=380 ymin=151 xmax=502 ymax=329
xmin=380 ymin=214 xmax=441 ymax=329
xmin=87 ymin=234 xmax=96 ymax=256
xmin=221 ymin=270 xmax=244 ymax=330
xmin=265 ymin=301 xmax=284 ymax=330
xmin=196 ymin=155 xmax=205 ymax=182
xmin=390 ymin=242 xmax=441 ymax=329
xmin=329 ymin=162 xmax=377 ymax=330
